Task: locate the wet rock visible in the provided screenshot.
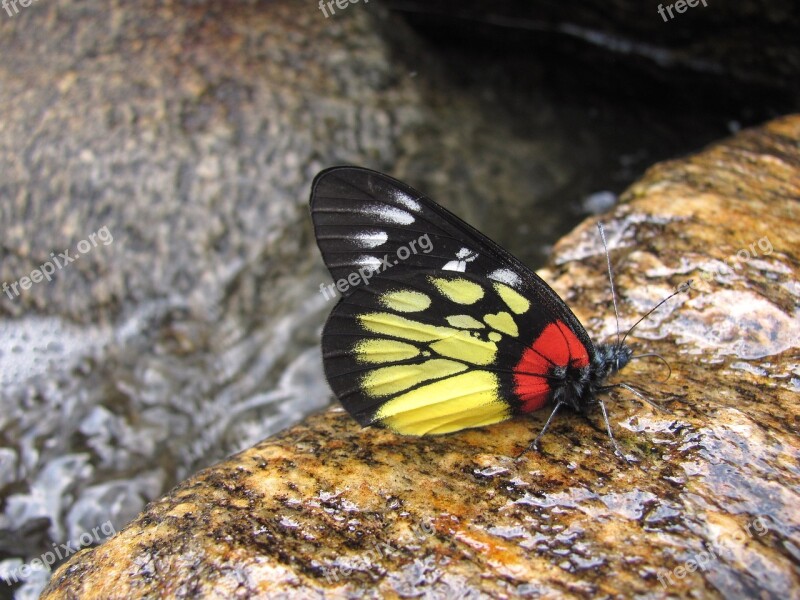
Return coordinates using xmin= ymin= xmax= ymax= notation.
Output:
xmin=42 ymin=116 xmax=800 ymax=598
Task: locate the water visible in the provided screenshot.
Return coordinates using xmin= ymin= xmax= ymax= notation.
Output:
xmin=0 ymin=286 xmax=332 ymax=597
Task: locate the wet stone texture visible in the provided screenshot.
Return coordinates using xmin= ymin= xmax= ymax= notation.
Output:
xmin=42 ymin=118 xmax=800 ymax=598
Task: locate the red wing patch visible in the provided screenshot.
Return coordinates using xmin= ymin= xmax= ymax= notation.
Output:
xmin=513 ymin=321 xmax=590 ymax=413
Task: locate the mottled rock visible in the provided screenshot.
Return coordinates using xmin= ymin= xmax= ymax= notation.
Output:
xmin=42 ymin=116 xmax=800 ymax=598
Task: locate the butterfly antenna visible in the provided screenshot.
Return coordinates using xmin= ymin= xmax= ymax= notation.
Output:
xmin=619 ymin=280 xmax=692 ymax=347
xmin=630 ymin=352 xmax=672 ymax=382
xmin=597 ymin=222 xmax=621 ymax=349
xmin=615 ymin=382 xmax=676 ymax=415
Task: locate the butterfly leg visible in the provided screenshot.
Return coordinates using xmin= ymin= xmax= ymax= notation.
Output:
xmin=597 ymin=398 xmax=630 ymax=463
xmin=515 ymin=401 xmax=565 ymax=460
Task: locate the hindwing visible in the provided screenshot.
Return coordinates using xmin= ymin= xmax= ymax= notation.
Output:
xmin=322 ymin=270 xmax=591 ymax=435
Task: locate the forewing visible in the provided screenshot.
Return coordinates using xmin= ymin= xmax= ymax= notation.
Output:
xmin=310 ymin=166 xmax=594 ymax=356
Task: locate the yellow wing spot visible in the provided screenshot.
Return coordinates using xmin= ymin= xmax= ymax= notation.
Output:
xmin=484 ymin=311 xmax=519 ymax=337
xmin=488 ymin=332 xmax=502 ymax=342
xmin=358 ymin=312 xmax=497 ymax=366
xmin=494 ymin=283 xmax=530 ymax=314
xmin=375 ymin=371 xmax=509 ymax=435
xmin=353 ymin=339 xmax=420 ymax=364
xmin=380 ymin=290 xmax=431 ymax=313
xmin=422 ymin=403 xmax=510 ymax=435
xmin=429 ymin=277 xmax=484 ymax=305
xmin=359 ymin=312 xmax=454 ymax=342
xmin=362 ymin=359 xmax=467 ymax=397
xmin=446 ymin=314 xmax=485 ymax=329
xmin=429 ymin=330 xmax=497 ymax=366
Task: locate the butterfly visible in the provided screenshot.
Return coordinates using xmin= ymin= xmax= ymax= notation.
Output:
xmin=310 ymin=166 xmax=683 ymax=458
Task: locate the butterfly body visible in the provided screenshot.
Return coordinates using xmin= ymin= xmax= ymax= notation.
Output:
xmin=552 ymin=342 xmax=632 ymax=414
xmin=310 ymin=166 xmax=632 ymax=443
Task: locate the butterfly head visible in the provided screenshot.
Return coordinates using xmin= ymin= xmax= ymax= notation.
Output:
xmin=567 ymin=342 xmax=634 ymax=413
xmin=595 ymin=342 xmax=634 ymax=378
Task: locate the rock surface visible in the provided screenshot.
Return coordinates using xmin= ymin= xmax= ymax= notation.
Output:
xmin=42 ymin=116 xmax=800 ymax=598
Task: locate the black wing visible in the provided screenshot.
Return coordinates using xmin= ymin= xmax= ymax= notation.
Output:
xmin=309 ymin=166 xmax=595 ymax=358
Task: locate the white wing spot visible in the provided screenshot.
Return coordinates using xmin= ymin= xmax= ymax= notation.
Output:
xmin=364 ymin=205 xmax=415 ymax=225
xmin=488 ymin=269 xmax=521 ymax=287
xmin=443 ymin=260 xmax=466 ymax=272
xmin=389 ymin=189 xmax=422 ymax=212
xmin=355 ymin=255 xmax=382 ymax=270
xmin=354 ymin=231 xmax=388 ymax=249
xmin=443 ymin=248 xmax=478 ymax=272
